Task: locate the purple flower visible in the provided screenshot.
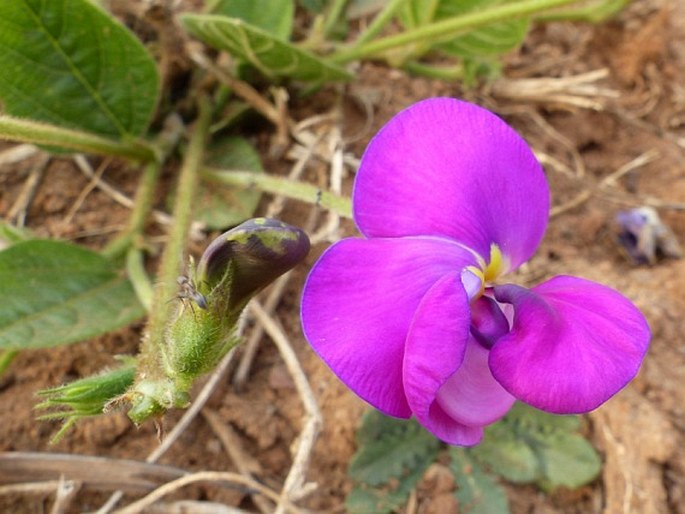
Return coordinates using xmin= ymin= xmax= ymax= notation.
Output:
xmin=301 ymin=98 xmax=650 ymax=446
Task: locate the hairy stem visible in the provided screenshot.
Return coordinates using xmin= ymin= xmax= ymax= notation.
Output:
xmin=322 ymin=0 xmax=350 ymax=38
xmin=0 ymin=115 xmax=157 ymax=162
xmin=353 ymin=0 xmax=407 ymax=46
xmin=137 ymin=100 xmax=212 ymax=379
xmin=102 ymin=115 xmax=184 ymax=260
xmin=203 ymin=167 xmax=352 ymax=219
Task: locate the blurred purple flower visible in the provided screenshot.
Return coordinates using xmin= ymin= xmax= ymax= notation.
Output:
xmin=301 ymin=98 xmax=650 ymax=446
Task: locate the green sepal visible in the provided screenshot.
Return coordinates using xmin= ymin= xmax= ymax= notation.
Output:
xmin=35 ymin=359 xmax=136 ymax=442
xmin=164 ymin=303 xmax=238 ymax=391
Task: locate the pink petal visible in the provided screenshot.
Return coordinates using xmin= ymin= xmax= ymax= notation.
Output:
xmin=403 ymin=274 xmax=511 ymax=445
xmin=353 ymin=98 xmax=549 ymax=269
xmin=435 ymin=337 xmax=516 ymax=427
xmin=301 ymin=236 xmax=477 ymax=417
xmin=491 ymin=276 xmax=651 ymax=413
xmin=421 ymin=403 xmax=485 ymax=446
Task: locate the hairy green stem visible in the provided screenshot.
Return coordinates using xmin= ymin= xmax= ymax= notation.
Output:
xmin=536 ymin=0 xmax=629 ymax=22
xmin=403 ymin=60 xmax=464 ymax=80
xmin=330 ymin=0 xmax=582 ymax=63
xmin=0 ymin=115 xmax=157 ymax=162
xmin=102 ymin=116 xmax=184 ymax=260
xmin=101 ymin=160 xmax=161 ymax=260
xmin=0 ymin=350 xmax=17 ymax=377
xmin=353 ymin=0 xmax=408 ymax=46
xmin=137 ymin=100 xmax=212 ymax=379
xmin=203 ymin=167 xmax=352 ymax=219
xmin=322 ymin=0 xmax=350 ymax=37
xmin=126 ymin=247 xmax=154 ymax=311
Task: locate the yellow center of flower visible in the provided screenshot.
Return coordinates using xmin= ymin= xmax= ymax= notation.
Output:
xmin=465 ymin=244 xmax=509 ymax=298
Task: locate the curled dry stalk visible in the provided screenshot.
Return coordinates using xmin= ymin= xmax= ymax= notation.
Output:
xmin=113 ymin=471 xmax=299 ymax=514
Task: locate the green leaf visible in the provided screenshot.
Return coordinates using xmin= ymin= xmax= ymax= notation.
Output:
xmin=436 ymin=0 xmax=529 ymax=58
xmin=209 ymin=0 xmax=294 ymax=40
xmin=180 ymin=14 xmax=352 ymax=82
xmin=197 ymin=137 xmax=263 ymax=230
xmin=0 ymin=0 xmax=159 ymax=138
xmin=0 ymin=240 xmax=145 ymax=350
xmin=449 ymin=448 xmax=510 ymax=514
xmin=469 ymin=429 xmax=538 ymax=483
xmin=346 ymin=464 xmax=427 ymax=514
xmin=346 ymin=411 xmax=439 ymax=514
xmin=472 ymin=403 xmax=601 ymax=491
xmin=349 ymin=410 xmax=440 ymax=486
xmin=535 ymin=431 xmax=603 ymax=491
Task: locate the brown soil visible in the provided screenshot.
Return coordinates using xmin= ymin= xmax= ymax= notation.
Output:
xmin=1 ymin=0 xmax=684 ymax=513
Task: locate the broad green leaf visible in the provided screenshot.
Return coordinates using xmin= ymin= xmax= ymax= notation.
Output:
xmin=197 ymin=137 xmax=263 ymax=230
xmin=450 ymin=448 xmax=510 ymax=514
xmin=349 ymin=410 xmax=440 ymax=486
xmin=535 ymin=431 xmax=602 ymax=491
xmin=0 ymin=0 xmax=159 ymax=138
xmin=393 ymin=0 xmax=528 ymax=72
xmin=180 ymin=14 xmax=352 ymax=82
xmin=0 ymin=240 xmax=145 ymax=350
xmin=436 ymin=0 xmax=529 ymax=57
xmin=472 ymin=403 xmax=601 ymax=490
xmin=209 ymin=0 xmax=294 ymax=40
xmin=470 ymin=430 xmax=538 ymax=483
xmin=346 ymin=464 xmax=427 ymax=514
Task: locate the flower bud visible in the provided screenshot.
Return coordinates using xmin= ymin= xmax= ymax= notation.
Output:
xmin=196 ymin=217 xmax=310 ymax=313
xmin=161 ymin=218 xmax=309 ymax=397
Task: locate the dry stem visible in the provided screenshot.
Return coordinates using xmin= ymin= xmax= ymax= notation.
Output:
xmin=249 ymin=301 xmax=322 ymax=512
xmin=114 ymin=471 xmax=298 ymax=514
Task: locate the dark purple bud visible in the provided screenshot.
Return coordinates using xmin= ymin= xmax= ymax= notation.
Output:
xmin=196 ymin=218 xmax=310 ymax=311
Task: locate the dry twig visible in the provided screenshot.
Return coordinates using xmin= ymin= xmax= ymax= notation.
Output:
xmin=114 ymin=471 xmax=299 ymax=514
xmin=489 ymin=69 xmax=619 ymax=111
xmin=249 ymin=301 xmax=322 ymax=512
xmin=64 ymin=157 xmax=112 ymax=223
xmin=202 ymin=409 xmax=272 ymax=514
xmin=50 ymin=476 xmax=82 ymax=514
xmin=73 ymin=155 xmax=172 ymax=226
xmin=0 ymin=143 xmax=39 ymax=167
xmin=5 ymin=154 xmax=49 ymax=226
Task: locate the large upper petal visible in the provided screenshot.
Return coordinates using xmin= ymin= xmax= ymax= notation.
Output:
xmin=353 ymin=98 xmax=550 ymax=270
xmin=490 ymin=276 xmax=651 ymax=413
xmin=301 ymin=236 xmax=477 ymax=417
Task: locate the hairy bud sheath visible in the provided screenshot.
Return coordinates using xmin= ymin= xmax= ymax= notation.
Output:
xmin=128 ymin=218 xmax=310 ymax=424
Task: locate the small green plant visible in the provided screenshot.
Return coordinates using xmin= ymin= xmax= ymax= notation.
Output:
xmin=347 ymin=404 xmax=601 ymax=513
xmin=0 ymin=0 xmax=629 ymax=439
